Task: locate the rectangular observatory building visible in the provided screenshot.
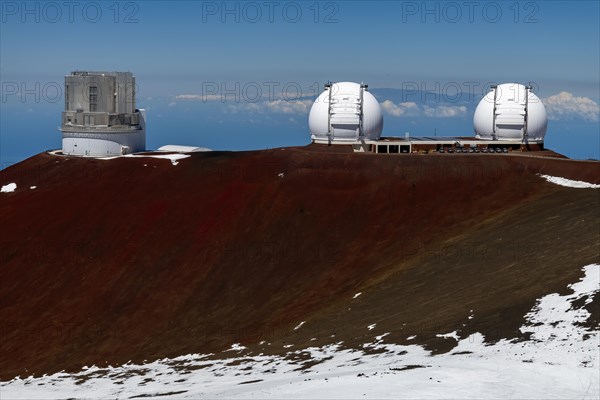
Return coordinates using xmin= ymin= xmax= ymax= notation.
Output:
xmin=61 ymin=71 xmax=146 ymax=156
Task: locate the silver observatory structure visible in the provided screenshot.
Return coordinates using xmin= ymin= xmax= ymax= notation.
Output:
xmin=60 ymin=71 xmax=146 ymax=156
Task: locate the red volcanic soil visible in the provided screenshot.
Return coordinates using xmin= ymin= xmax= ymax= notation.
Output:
xmin=0 ymin=145 xmax=599 ymax=380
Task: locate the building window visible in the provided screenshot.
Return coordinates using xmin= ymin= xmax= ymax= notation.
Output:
xmin=89 ymin=86 xmax=98 ymax=112
xmin=65 ymin=85 xmax=69 ymax=110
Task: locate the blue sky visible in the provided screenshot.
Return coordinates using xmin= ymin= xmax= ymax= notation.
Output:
xmin=1 ymin=0 xmax=599 ymax=165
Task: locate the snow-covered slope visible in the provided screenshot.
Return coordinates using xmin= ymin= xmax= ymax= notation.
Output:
xmin=3 ymin=264 xmax=598 ymax=399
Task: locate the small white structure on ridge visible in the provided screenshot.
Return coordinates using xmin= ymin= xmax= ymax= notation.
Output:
xmin=156 ymin=145 xmax=212 ymax=152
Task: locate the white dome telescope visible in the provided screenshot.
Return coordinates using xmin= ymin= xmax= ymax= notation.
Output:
xmin=474 ymin=83 xmax=547 ymax=141
xmin=309 ymin=82 xmax=383 ymax=143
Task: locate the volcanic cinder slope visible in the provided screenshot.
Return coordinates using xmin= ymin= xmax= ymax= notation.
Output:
xmin=0 ymin=145 xmax=599 ymax=382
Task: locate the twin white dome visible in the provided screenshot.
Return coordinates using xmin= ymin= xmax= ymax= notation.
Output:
xmin=309 ymin=82 xmax=383 ymax=143
xmin=474 ymin=83 xmax=547 ymax=141
xmin=308 ymin=81 xmax=548 ymax=143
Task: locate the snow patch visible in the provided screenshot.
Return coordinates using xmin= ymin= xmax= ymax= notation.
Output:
xmin=353 ymin=292 xmax=362 ymax=299
xmin=436 ymin=331 xmax=460 ymax=340
xmin=225 ymin=343 xmax=246 ymax=352
xmin=1 ymin=183 xmax=16 ymax=193
xmin=367 ymin=324 xmax=376 ymax=331
xmin=539 ymin=174 xmax=600 ymax=189
xmin=134 ymin=154 xmax=191 ymax=166
xmin=29 ymin=186 xmax=36 ymax=190
xmin=520 ymin=263 xmax=599 ymax=344
xmin=294 ymin=321 xmax=305 ymax=331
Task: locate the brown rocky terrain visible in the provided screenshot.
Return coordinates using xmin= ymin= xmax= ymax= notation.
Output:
xmin=1 ymin=145 xmax=598 ymax=380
